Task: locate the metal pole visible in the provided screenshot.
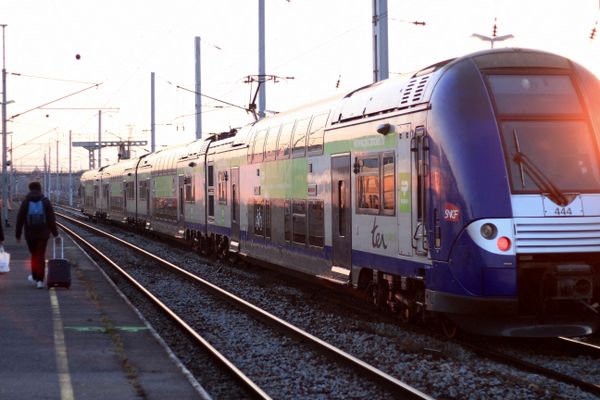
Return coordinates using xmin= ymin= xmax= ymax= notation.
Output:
xmin=195 ymin=37 xmax=202 ymax=140
xmin=258 ymin=0 xmax=266 ymax=119
xmin=151 ymin=72 xmax=155 ymax=152
xmin=9 ymin=134 xmax=12 ymax=206
xmin=48 ymin=142 xmax=51 ymax=196
xmin=69 ymin=130 xmax=72 ymax=206
xmin=98 ymin=110 xmax=102 ymax=168
xmin=56 ymin=139 xmax=59 ymax=202
xmin=372 ymin=0 xmax=389 ymax=82
xmin=43 ymin=153 xmax=47 ymax=191
xmin=1 ymin=24 xmax=8 ymax=226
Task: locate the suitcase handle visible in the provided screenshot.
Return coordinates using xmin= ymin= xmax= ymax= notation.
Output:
xmin=52 ymin=236 xmax=64 ymax=259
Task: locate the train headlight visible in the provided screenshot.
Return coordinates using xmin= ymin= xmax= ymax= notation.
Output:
xmin=480 ymin=223 xmax=497 ymax=240
xmin=496 ymin=236 xmax=512 ymax=252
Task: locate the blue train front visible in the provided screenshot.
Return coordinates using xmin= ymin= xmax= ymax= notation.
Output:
xmin=421 ymin=49 xmax=600 ymax=336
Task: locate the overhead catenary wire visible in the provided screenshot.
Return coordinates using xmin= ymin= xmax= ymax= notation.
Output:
xmin=10 ymin=83 xmax=102 ymax=120
xmin=8 ymin=72 xmax=99 ymax=85
xmin=174 ymin=83 xmax=250 ymax=112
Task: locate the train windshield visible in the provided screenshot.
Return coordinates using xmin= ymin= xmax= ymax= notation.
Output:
xmin=488 ymin=74 xmax=600 ymax=193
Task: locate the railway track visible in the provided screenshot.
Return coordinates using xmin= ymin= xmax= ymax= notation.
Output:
xmin=56 ymin=208 xmax=600 ymax=399
xmin=57 ymin=213 xmax=432 ymax=399
xmin=459 ymin=337 xmax=600 ymax=398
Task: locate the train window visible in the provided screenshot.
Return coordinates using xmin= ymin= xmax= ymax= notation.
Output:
xmin=338 ymin=180 xmax=346 ymax=236
xmin=357 ymin=157 xmax=380 ymax=213
xmin=139 ymin=181 xmax=148 ymax=200
xmin=284 ymin=200 xmax=291 ymax=241
xmin=265 ymin=200 xmax=271 ymax=239
xmin=217 ymin=171 xmax=227 ymax=204
xmin=308 ymin=200 xmax=324 ymax=247
xmin=264 ymin=125 xmax=281 ymax=162
xmin=307 ymin=112 xmax=329 ymax=156
xmin=208 ymin=195 xmax=215 ymax=218
xmin=292 ymin=118 xmax=310 ymax=158
xmin=277 ymin=122 xmax=294 ymax=159
xmin=487 ymin=75 xmax=582 ymax=115
xmin=501 ymin=120 xmax=600 ymax=193
xmin=292 ymin=200 xmax=307 ymax=244
xmin=184 ymin=176 xmax=194 ymax=202
xmin=207 ymin=165 xmax=214 ymax=187
xmin=153 ymin=197 xmax=177 ymax=220
xmin=252 ymin=129 xmax=268 ymax=163
xmin=125 ymin=182 xmax=135 ymax=200
xmin=254 ymin=199 xmax=264 ymax=236
xmin=208 ymin=164 xmax=215 ymax=219
xmin=247 ymin=129 xmax=258 ymax=163
xmin=382 ymin=153 xmax=395 ymax=215
xmin=356 ymin=153 xmax=396 ymax=216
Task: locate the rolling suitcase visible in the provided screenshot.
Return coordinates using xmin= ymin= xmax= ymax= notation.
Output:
xmin=46 ymin=237 xmax=71 ymax=289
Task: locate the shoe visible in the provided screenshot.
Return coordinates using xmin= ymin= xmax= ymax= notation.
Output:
xmin=27 ymin=275 xmax=34 ymax=283
xmin=36 ymin=281 xmax=44 ymax=289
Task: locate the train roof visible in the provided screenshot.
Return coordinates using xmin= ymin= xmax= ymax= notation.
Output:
xmin=81 ymin=47 xmax=578 ymax=175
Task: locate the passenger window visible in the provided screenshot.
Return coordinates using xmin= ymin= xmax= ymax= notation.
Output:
xmin=252 ymin=129 xmax=267 ymax=163
xmin=292 ymin=200 xmax=306 ymax=244
xmin=357 ymin=157 xmax=380 ymax=213
xmin=247 ymin=129 xmax=258 ymax=163
xmin=284 ymin=200 xmax=291 ymax=241
xmin=308 ymin=200 xmax=324 ymax=247
xmin=264 ymin=125 xmax=281 ymax=162
xmin=307 ymin=112 xmax=329 ymax=156
xmin=382 ymin=153 xmax=395 ymax=215
xmin=254 ymin=199 xmax=264 ymax=236
xmin=292 ymin=118 xmax=310 ymax=158
xmin=277 ymin=122 xmax=294 ymax=159
xmin=217 ymin=172 xmax=227 ymax=204
xmin=184 ymin=176 xmax=194 ymax=202
xmin=356 ymin=153 xmax=396 ymax=216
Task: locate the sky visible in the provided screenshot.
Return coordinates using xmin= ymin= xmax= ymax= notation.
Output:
xmin=2 ymin=0 xmax=600 ymax=172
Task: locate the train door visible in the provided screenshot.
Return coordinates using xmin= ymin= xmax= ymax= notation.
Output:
xmin=178 ymin=175 xmax=185 ymax=221
xmin=103 ymin=183 xmax=110 ymax=216
xmin=230 ymin=167 xmax=240 ymax=251
xmin=412 ymin=126 xmax=429 ymax=256
xmin=123 ymin=181 xmax=127 ymax=210
xmin=331 ymin=154 xmax=352 ymax=270
xmin=397 ymin=123 xmax=413 ymax=256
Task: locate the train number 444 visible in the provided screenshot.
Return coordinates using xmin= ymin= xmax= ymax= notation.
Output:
xmin=554 ymin=207 xmax=573 ymax=216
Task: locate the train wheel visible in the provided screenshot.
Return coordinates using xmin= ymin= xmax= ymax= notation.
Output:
xmin=441 ymin=317 xmax=459 ymax=339
xmin=398 ymin=304 xmax=416 ymax=324
xmin=368 ymin=283 xmax=388 ymax=311
xmin=200 ymin=236 xmax=212 ymax=257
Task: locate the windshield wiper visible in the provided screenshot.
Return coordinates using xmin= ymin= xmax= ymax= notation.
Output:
xmin=512 ymin=129 xmax=570 ymax=206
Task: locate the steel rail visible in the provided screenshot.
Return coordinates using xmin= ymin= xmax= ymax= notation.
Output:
xmin=57 ymin=212 xmax=433 ymax=400
xmin=458 ymin=339 xmax=600 ymax=397
xmin=57 ymin=221 xmax=273 ymax=400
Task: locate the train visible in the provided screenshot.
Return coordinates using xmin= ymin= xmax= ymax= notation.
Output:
xmin=80 ymin=48 xmax=600 ymax=337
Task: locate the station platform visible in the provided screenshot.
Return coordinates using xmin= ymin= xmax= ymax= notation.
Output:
xmin=0 ymin=215 xmax=207 ymax=400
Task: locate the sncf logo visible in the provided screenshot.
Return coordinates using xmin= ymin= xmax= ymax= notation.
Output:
xmin=444 ymin=204 xmax=460 ymax=222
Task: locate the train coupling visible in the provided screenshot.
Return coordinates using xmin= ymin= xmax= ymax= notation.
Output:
xmin=550 ymin=264 xmax=594 ymax=301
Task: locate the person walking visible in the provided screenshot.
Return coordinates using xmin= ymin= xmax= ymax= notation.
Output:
xmin=15 ymin=182 xmax=58 ymax=289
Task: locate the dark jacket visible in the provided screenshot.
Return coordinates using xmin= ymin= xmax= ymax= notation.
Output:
xmin=15 ymin=190 xmax=58 ymax=241
xmin=0 ymin=215 xmax=4 ymax=242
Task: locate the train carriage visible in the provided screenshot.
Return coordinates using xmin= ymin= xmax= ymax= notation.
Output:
xmin=146 ymin=144 xmax=191 ymax=237
xmin=80 ymin=48 xmax=600 ymax=337
xmin=79 ymin=168 xmax=100 ymax=218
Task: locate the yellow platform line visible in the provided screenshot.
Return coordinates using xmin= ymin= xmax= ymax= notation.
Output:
xmin=50 ymin=288 xmax=75 ymax=400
